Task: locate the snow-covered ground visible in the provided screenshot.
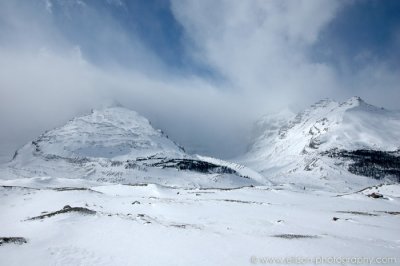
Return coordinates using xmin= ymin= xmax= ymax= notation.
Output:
xmin=1 ymin=179 xmax=399 ymax=266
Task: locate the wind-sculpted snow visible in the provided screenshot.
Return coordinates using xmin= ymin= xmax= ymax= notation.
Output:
xmin=241 ymin=97 xmax=400 ymax=191
xmin=2 ymin=107 xmax=265 ymax=188
xmin=0 ymin=179 xmax=399 ymax=265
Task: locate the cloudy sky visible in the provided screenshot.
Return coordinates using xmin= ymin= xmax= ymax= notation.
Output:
xmin=0 ymin=0 xmax=399 ymax=161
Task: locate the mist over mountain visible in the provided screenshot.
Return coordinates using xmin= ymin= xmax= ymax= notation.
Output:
xmin=1 ymin=0 xmax=400 ymax=162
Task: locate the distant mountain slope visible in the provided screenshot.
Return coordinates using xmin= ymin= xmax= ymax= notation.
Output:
xmin=240 ymin=97 xmax=400 ymax=190
xmin=3 ymin=107 xmax=265 ymax=188
xmin=12 ymin=107 xmax=185 ymax=162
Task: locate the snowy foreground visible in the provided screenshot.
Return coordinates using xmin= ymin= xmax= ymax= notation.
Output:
xmin=1 ymin=178 xmax=399 ymax=265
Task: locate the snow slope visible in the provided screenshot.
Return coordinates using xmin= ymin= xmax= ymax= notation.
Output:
xmin=1 ymin=180 xmax=399 ymax=265
xmin=2 ymin=107 xmax=264 ymax=188
xmin=240 ymin=97 xmax=400 ymax=191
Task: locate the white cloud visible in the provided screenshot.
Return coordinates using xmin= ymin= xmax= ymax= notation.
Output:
xmin=0 ymin=0 xmax=346 ymax=161
xmin=170 ymin=0 xmax=345 ymax=107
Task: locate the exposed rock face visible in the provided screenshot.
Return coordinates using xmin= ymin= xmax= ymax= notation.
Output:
xmin=324 ymin=149 xmax=400 ymax=181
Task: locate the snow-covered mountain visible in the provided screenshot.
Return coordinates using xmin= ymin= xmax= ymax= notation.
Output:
xmin=14 ymin=107 xmax=185 ymax=161
xmin=2 ymin=102 xmax=400 ymax=265
xmin=3 ymin=107 xmax=264 ymax=188
xmin=240 ymin=97 xmax=400 ymax=190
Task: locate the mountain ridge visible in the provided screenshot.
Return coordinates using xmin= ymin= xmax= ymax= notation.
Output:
xmin=2 ymin=106 xmax=265 ymax=188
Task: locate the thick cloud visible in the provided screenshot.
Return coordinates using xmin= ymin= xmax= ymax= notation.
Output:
xmin=171 ymin=0 xmax=400 ymax=109
xmin=0 ymin=0 xmax=399 ymax=162
xmin=171 ymin=0 xmax=342 ymax=104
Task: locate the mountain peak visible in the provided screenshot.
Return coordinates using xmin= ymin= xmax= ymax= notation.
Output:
xmin=13 ymin=106 xmax=185 ymax=162
xmin=241 ymin=97 xmax=400 ymax=189
xmin=341 ymin=96 xmax=366 ymax=107
xmin=348 ymin=95 xmax=363 ymax=102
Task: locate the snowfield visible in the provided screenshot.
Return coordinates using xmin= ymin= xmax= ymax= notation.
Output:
xmin=1 ymin=179 xmax=399 ymax=265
